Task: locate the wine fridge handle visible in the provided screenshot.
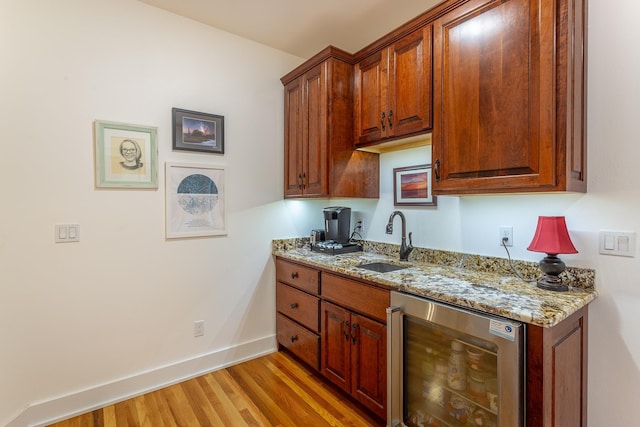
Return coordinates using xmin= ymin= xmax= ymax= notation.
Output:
xmin=386 ymin=306 xmax=403 ymax=427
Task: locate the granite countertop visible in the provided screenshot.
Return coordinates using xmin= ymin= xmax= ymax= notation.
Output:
xmin=273 ymin=239 xmax=597 ymax=328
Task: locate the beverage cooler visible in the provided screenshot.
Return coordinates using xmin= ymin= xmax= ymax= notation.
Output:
xmin=387 ymin=291 xmax=524 ymax=427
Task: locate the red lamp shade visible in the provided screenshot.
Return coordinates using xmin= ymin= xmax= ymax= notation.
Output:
xmin=527 ymin=216 xmax=578 ymax=255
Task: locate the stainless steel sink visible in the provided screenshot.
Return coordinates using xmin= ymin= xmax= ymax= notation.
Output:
xmin=357 ymin=262 xmax=408 ymax=273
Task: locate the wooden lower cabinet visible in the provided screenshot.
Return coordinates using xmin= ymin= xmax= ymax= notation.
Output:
xmin=276 ymin=313 xmax=320 ymax=370
xmin=321 ymin=301 xmax=387 ymax=420
xmin=526 ymin=306 xmax=589 ymax=426
xmin=275 ymin=259 xmax=321 ymax=370
xmin=275 ymin=258 xmax=388 ymax=420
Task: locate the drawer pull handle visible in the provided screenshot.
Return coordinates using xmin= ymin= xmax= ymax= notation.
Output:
xmin=290 ymin=335 xmax=298 ymax=343
xmin=291 ymin=272 xmax=299 ymax=279
xmin=381 ymin=112 xmax=386 ymax=131
xmin=290 ymin=303 xmax=298 ymax=309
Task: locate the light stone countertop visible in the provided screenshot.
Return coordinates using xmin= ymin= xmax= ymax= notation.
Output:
xmin=273 ymin=239 xmax=597 ymax=328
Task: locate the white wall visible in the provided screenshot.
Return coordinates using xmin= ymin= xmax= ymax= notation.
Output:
xmin=2 ymin=0 xmax=639 ymax=425
xmin=0 ymin=0 xmax=303 ymax=425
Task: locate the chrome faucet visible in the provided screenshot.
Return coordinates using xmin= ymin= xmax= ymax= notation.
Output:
xmin=386 ymin=210 xmax=414 ymax=261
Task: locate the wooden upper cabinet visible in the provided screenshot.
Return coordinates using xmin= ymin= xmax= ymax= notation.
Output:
xmin=354 ymin=25 xmax=433 ymax=148
xmin=282 ymin=47 xmax=379 ymax=199
xmin=283 ymin=64 xmax=328 ymax=197
xmin=431 ymin=0 xmax=587 ymax=194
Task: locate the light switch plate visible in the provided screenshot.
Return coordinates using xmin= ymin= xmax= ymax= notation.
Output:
xmin=55 ymin=224 xmax=80 ymax=243
xmin=599 ymin=230 xmax=635 ymax=257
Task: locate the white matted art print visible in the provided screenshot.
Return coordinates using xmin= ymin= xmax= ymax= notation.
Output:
xmin=165 ymin=162 xmax=227 ymax=238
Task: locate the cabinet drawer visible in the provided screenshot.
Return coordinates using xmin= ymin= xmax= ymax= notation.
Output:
xmin=276 ymin=258 xmax=320 ymax=294
xmin=321 ymin=273 xmax=390 ymax=323
xmin=276 ymin=282 xmax=320 ymax=332
xmin=277 ymin=313 xmax=320 ymax=370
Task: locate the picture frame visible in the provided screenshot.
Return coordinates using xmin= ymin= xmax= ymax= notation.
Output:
xmin=172 ymin=107 xmax=224 ymax=154
xmin=165 ymin=162 xmax=227 ymax=238
xmin=94 ymin=120 xmax=158 ymax=189
xmin=393 ymin=164 xmax=437 ymax=206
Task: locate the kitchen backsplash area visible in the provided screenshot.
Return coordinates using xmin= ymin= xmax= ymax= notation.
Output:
xmin=272 ymin=238 xmax=595 ymax=291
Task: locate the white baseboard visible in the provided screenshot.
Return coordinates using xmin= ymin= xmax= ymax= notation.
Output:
xmin=7 ymin=335 xmax=277 ymax=427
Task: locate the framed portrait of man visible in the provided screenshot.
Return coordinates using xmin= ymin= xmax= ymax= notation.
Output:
xmin=94 ymin=120 xmax=158 ymax=189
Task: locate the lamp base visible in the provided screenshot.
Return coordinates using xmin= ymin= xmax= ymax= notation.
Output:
xmin=537 ymin=254 xmax=569 ymax=292
xmin=536 ymin=276 xmax=569 ymax=292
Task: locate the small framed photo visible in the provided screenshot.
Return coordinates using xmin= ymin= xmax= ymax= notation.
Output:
xmin=393 ymin=164 xmax=437 ymax=206
xmin=172 ymin=108 xmax=224 ymax=154
xmin=94 ymin=120 xmax=158 ymax=189
xmin=165 ymin=162 xmax=227 ymax=239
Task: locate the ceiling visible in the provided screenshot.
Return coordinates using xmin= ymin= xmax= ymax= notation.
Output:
xmin=138 ymin=0 xmax=443 ymax=58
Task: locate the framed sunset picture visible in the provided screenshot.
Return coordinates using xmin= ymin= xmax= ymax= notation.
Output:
xmin=393 ymin=164 xmax=437 ymax=206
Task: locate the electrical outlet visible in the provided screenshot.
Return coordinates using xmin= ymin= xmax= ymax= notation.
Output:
xmin=194 ymin=320 xmax=205 ymax=337
xmin=500 ymin=226 xmax=513 ymax=247
xmin=357 ymin=217 xmax=364 ymax=231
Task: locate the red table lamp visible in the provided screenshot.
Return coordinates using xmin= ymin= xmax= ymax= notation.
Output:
xmin=527 ymin=216 xmax=578 ymax=291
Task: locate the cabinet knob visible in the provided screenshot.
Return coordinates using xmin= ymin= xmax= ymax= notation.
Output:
xmin=434 ymin=159 xmax=441 ymax=182
xmin=344 ymin=320 xmax=350 ymax=341
xmin=290 ymin=302 xmax=298 ymax=309
xmin=381 ymin=112 xmax=386 ymax=131
xmin=351 ymin=323 xmax=358 ymax=344
xmin=290 ymin=335 xmax=298 ymax=343
xmin=291 ymin=272 xmax=299 ymax=279
xmin=302 ymin=172 xmax=306 ymax=190
xmin=388 ymin=109 xmax=393 ymax=129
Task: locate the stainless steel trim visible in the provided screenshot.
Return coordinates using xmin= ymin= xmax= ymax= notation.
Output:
xmin=386 ymin=306 xmax=402 ymax=427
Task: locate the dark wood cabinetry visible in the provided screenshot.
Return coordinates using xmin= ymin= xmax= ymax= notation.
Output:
xmin=320 ymin=272 xmax=389 ymax=419
xmin=281 ymin=47 xmax=379 ymax=198
xmin=275 ymin=258 xmax=389 ymax=420
xmin=431 ymin=0 xmax=587 ymax=194
xmin=281 ymin=0 xmax=587 ymax=197
xmin=275 ymin=259 xmax=320 ymax=370
xmin=354 ymin=25 xmax=433 ymax=148
xmin=321 ymin=301 xmax=387 ymax=419
xmin=527 ymin=306 xmax=588 ymax=426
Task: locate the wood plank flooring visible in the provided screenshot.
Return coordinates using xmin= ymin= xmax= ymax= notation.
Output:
xmin=48 ymin=351 xmax=385 ymax=427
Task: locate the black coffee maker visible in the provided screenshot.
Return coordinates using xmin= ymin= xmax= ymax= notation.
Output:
xmin=311 ymin=207 xmax=362 ymax=254
xmin=323 ymin=206 xmax=351 ymax=244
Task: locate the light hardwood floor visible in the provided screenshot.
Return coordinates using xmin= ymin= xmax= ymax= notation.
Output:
xmin=48 ymin=351 xmax=384 ymax=427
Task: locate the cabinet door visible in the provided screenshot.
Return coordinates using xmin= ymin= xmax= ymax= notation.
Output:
xmin=301 ymin=64 xmax=329 ymax=196
xmin=283 ymin=77 xmax=303 ymax=197
xmin=432 ymin=0 xmax=556 ymax=193
xmin=527 ymin=306 xmax=588 ymax=426
xmin=388 ymin=25 xmax=433 ymax=138
xmin=354 ymin=50 xmax=387 ymax=145
xmin=321 ymin=301 xmax=351 ymax=393
xmin=351 ymin=313 xmax=387 ymax=419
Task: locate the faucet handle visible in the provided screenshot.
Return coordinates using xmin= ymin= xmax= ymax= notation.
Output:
xmin=408 ymin=232 xmax=413 ymax=247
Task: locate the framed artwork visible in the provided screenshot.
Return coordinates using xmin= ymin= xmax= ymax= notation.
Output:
xmin=393 ymin=164 xmax=437 ymax=206
xmin=94 ymin=120 xmax=158 ymax=188
xmin=165 ymin=162 xmax=227 ymax=238
xmin=172 ymin=107 xmax=224 ymax=154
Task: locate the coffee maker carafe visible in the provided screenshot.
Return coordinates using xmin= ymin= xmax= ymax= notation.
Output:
xmin=323 ymin=206 xmax=351 ymax=244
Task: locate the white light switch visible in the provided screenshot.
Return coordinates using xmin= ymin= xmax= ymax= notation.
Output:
xmin=55 ymin=224 xmax=80 ymax=243
xmin=599 ymin=230 xmax=635 ymax=257
xmin=604 ymin=234 xmax=615 ymax=250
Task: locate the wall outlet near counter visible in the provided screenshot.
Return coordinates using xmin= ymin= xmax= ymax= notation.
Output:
xmin=499 ymin=226 xmax=513 ymax=247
